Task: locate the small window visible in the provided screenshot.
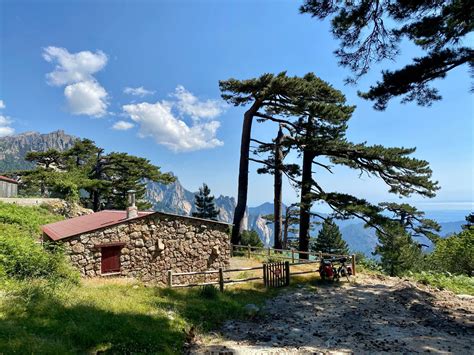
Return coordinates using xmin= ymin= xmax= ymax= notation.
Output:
xmin=101 ymin=246 xmax=121 ymax=274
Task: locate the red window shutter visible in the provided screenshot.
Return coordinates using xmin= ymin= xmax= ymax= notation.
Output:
xmin=101 ymin=246 xmax=121 ymax=274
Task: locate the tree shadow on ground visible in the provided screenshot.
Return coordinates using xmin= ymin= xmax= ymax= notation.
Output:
xmin=0 ymin=286 xmax=183 ymax=354
xmin=203 ymin=278 xmax=473 ymax=353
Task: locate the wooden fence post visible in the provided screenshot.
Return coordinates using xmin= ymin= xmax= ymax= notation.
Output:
xmin=247 ymin=244 xmax=251 ymax=259
xmin=263 ymin=263 xmax=267 ymax=287
xmin=267 ymin=247 xmax=271 ymax=257
xmin=167 ymin=270 xmax=173 ymax=288
xmin=285 ymin=261 xmax=290 ymax=286
xmin=291 ymin=249 xmax=295 ymax=263
xmin=318 ymin=251 xmax=323 ymax=261
xmin=351 ymin=254 xmax=356 ymax=276
xmin=219 ymin=267 xmax=224 ymax=292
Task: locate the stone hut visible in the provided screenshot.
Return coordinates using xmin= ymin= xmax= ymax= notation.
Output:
xmin=0 ymin=175 xmax=18 ymax=198
xmin=41 ymin=201 xmax=231 ymax=284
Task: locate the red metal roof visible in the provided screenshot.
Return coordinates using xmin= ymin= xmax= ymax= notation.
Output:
xmin=42 ymin=210 xmax=153 ymax=241
xmin=0 ymin=175 xmax=18 ymax=184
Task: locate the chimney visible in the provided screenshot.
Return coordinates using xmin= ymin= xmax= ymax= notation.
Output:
xmin=126 ymin=190 xmax=138 ymax=219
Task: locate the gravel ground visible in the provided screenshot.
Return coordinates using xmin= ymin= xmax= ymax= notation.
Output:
xmin=192 ymin=274 xmax=474 ymax=354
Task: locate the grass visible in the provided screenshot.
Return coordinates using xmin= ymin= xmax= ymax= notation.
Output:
xmin=0 ymin=201 xmax=63 ymax=234
xmin=0 ymin=277 xmax=284 ymax=354
xmin=409 ymin=272 xmax=474 ymax=295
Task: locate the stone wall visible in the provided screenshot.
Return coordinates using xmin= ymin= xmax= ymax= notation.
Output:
xmin=52 ymin=213 xmax=231 ymax=284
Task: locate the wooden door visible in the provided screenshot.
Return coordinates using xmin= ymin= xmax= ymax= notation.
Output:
xmin=101 ymin=246 xmax=121 ymax=274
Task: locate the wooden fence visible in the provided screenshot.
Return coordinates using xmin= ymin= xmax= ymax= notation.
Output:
xmin=166 ymin=244 xmax=356 ymax=291
xmin=232 ymin=244 xmax=352 ymax=264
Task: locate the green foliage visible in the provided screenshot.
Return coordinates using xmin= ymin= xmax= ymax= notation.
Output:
xmin=0 ymin=224 xmax=78 ymax=282
xmin=409 ymin=271 xmax=474 ymax=295
xmin=0 ymin=202 xmax=78 ymax=283
xmin=353 ymin=252 xmax=383 ymax=273
xmin=428 ymin=229 xmax=474 ymax=276
xmin=241 ymin=230 xmax=263 ymax=248
xmin=0 ymin=201 xmax=63 ymax=234
xmin=375 ymin=222 xmax=423 ymax=277
xmin=463 ymin=212 xmax=474 ymax=231
xmin=311 ymin=219 xmax=349 ymax=255
xmin=15 ymin=139 xmax=175 ymax=211
xmin=192 ymin=183 xmax=219 ymax=220
xmin=300 ymin=0 xmax=473 ymax=109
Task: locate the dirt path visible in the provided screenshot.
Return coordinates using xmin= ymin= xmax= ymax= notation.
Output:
xmin=192 ymin=274 xmax=473 ymax=354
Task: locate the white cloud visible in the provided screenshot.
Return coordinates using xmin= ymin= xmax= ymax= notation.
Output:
xmin=43 ymin=46 xmax=108 ymax=86
xmin=0 ymin=100 xmax=5 ymax=109
xmin=112 ymin=120 xmax=134 ymax=131
xmin=0 ymin=115 xmax=14 ymax=137
xmin=43 ymin=46 xmax=109 ymax=117
xmin=173 ymin=85 xmax=226 ymax=120
xmin=0 ymin=115 xmax=11 ymax=126
xmin=124 ymin=86 xmax=155 ymax=97
xmin=122 ymin=100 xmax=223 ymax=152
xmin=64 ymin=81 xmax=108 ymax=117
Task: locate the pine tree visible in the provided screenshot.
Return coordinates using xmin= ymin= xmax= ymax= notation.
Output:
xmin=222 ymin=72 xmax=439 ymax=256
xmin=312 ymin=219 xmax=349 ymax=255
xmin=17 ymin=139 xmax=175 ymax=210
xmin=375 ymin=222 xmax=423 ymax=277
xmin=219 ymin=72 xmax=317 ymax=245
xmin=300 ymin=0 xmax=473 ymax=110
xmin=374 ymin=203 xmax=440 ymax=276
xmin=463 ymin=213 xmax=474 ymax=231
xmin=192 ymin=183 xmax=219 ymax=220
xmin=241 ymin=230 xmax=264 ymax=248
xmin=282 ymin=74 xmax=437 ymax=257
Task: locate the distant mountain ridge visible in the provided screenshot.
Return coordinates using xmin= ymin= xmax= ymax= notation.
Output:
xmin=143 ymin=178 xmax=275 ymax=243
xmin=0 ymin=130 xmax=77 ymax=172
xmin=2 ymin=130 xmax=468 ymax=255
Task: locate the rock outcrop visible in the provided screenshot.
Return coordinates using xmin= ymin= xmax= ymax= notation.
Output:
xmin=0 ymin=130 xmax=77 ymax=172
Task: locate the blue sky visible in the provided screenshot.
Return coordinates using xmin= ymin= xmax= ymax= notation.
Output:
xmin=0 ymin=0 xmax=472 ymax=211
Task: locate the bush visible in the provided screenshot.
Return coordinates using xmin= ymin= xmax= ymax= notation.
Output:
xmin=241 ymin=230 xmax=263 ymax=248
xmin=428 ymin=229 xmax=473 ymax=276
xmin=409 ymin=271 xmax=474 ymax=295
xmin=353 ymin=252 xmax=383 ymax=273
xmin=0 ymin=202 xmax=78 ymax=284
xmin=0 ymin=223 xmax=78 ymax=283
xmin=0 ymin=202 xmax=63 ymax=234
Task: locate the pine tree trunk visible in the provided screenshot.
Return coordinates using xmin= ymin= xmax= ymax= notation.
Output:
xmin=92 ymin=190 xmax=100 ymax=212
xmin=231 ymin=99 xmax=262 ymax=245
xmin=298 ymin=149 xmax=314 ymax=259
xmin=283 ymin=220 xmax=288 ymax=249
xmin=273 ymin=127 xmax=284 ymax=250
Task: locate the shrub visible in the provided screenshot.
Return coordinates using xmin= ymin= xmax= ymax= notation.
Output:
xmin=241 ymin=230 xmax=263 ymax=248
xmin=429 ymin=229 xmax=474 ymax=276
xmin=0 ymin=202 xmax=77 ymax=284
xmin=0 ymin=202 xmax=63 ymax=234
xmin=0 ymin=223 xmax=78 ymax=283
xmin=409 ymin=271 xmax=474 ymax=295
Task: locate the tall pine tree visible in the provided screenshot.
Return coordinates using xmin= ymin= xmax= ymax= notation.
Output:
xmin=192 ymin=183 xmax=220 ymax=220
xmin=312 ymin=219 xmax=349 ymax=255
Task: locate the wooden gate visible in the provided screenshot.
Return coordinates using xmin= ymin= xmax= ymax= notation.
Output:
xmin=263 ymin=261 xmax=290 ymax=288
